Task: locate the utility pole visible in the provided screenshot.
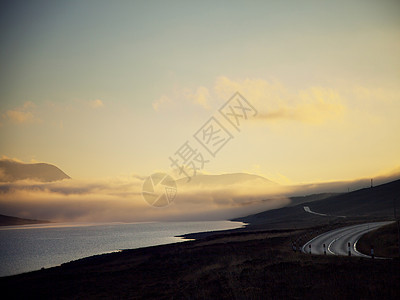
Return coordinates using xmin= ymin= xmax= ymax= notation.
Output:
xmin=371 ymin=178 xmax=373 ymax=188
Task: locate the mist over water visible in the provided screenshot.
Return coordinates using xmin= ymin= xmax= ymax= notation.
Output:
xmin=0 ymin=221 xmax=244 ymax=277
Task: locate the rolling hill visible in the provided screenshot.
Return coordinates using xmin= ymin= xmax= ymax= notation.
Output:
xmin=235 ymin=179 xmax=400 ymax=229
xmin=0 ymin=159 xmax=70 ymax=182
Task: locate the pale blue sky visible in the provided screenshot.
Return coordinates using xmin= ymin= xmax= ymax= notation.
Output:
xmin=1 ymin=0 xmax=399 ymax=183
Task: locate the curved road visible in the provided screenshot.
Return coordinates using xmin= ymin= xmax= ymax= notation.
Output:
xmin=302 ymin=221 xmax=393 ymax=257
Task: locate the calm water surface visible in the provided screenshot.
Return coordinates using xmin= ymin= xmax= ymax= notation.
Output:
xmin=0 ymin=221 xmax=244 ymax=277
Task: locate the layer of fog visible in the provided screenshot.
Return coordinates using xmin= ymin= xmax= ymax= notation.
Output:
xmin=0 ymin=170 xmax=399 ymax=223
xmin=0 ymin=176 xmax=289 ymax=222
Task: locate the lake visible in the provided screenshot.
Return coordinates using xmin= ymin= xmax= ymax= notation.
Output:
xmin=0 ymin=221 xmax=244 ymax=277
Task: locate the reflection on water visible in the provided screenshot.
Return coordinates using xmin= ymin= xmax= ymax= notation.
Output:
xmin=0 ymin=221 xmax=243 ymax=277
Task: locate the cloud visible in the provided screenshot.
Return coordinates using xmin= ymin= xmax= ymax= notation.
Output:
xmin=0 ymin=168 xmax=6 ymax=182
xmin=89 ymin=99 xmax=104 ymax=108
xmin=351 ymin=86 xmax=400 ymax=104
xmin=0 ymin=155 xmax=22 ymax=162
xmin=0 ymin=175 xmax=290 ymax=222
xmin=152 ymin=95 xmax=174 ymax=111
xmin=152 ymin=86 xmax=211 ymax=111
xmin=256 ymin=88 xmax=345 ymax=123
xmin=214 ymin=77 xmax=345 ymax=124
xmin=189 ymin=86 xmax=211 ymax=109
xmin=4 ymin=101 xmax=40 ymax=124
xmin=1 ymin=168 xmax=398 ymax=223
xmin=154 ymin=77 xmax=346 ymax=124
xmin=6 ymin=110 xmax=34 ymax=123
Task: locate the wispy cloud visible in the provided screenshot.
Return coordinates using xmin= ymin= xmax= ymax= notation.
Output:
xmin=152 ymin=86 xmax=211 ymax=111
xmin=256 ymin=88 xmax=345 ymax=123
xmin=152 ymin=95 xmax=174 ymax=111
xmin=0 ymin=175 xmax=289 ymax=222
xmin=189 ymin=86 xmax=211 ymax=109
xmin=89 ymin=99 xmax=104 ymax=108
xmin=154 ymin=77 xmax=346 ymax=124
xmin=1 ymin=166 xmax=399 ymax=222
xmin=3 ymin=101 xmax=40 ymax=124
xmin=214 ymin=77 xmax=346 ymax=124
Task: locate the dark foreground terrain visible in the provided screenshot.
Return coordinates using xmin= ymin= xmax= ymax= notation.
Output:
xmin=357 ymin=221 xmax=400 ymax=258
xmin=1 ymin=224 xmax=399 ymax=299
xmin=2 ymin=180 xmax=399 ymax=299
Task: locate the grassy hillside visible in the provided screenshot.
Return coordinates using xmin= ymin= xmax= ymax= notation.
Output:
xmin=357 ymin=221 xmax=400 ymax=258
xmin=235 ymin=179 xmax=400 ymax=229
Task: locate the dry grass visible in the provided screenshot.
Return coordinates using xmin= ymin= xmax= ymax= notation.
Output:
xmin=357 ymin=221 xmax=400 ymax=258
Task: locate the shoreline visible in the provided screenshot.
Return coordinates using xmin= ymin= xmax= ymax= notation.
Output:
xmin=1 ymin=212 xmax=390 ymax=279
xmin=1 ymin=220 xmax=398 ymax=299
xmin=0 ymin=220 xmax=245 ymax=277
xmin=0 ymin=216 xmax=373 ymax=278
xmin=1 ymin=214 xmax=384 ymax=278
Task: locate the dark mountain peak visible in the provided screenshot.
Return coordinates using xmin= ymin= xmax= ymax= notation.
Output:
xmin=0 ymin=159 xmax=70 ymax=182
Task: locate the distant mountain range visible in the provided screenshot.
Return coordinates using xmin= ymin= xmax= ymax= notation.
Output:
xmin=1 ymin=158 xmax=399 ymax=228
xmin=176 ymin=173 xmax=276 ymax=187
xmin=0 ymin=159 xmax=70 ymax=182
xmin=177 ymin=170 xmax=400 ymax=197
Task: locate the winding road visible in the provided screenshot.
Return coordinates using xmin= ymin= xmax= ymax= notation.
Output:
xmin=301 ymin=221 xmax=393 ymax=257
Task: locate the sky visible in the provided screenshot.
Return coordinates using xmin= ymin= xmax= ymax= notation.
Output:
xmin=1 ymin=0 xmax=400 ymax=187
